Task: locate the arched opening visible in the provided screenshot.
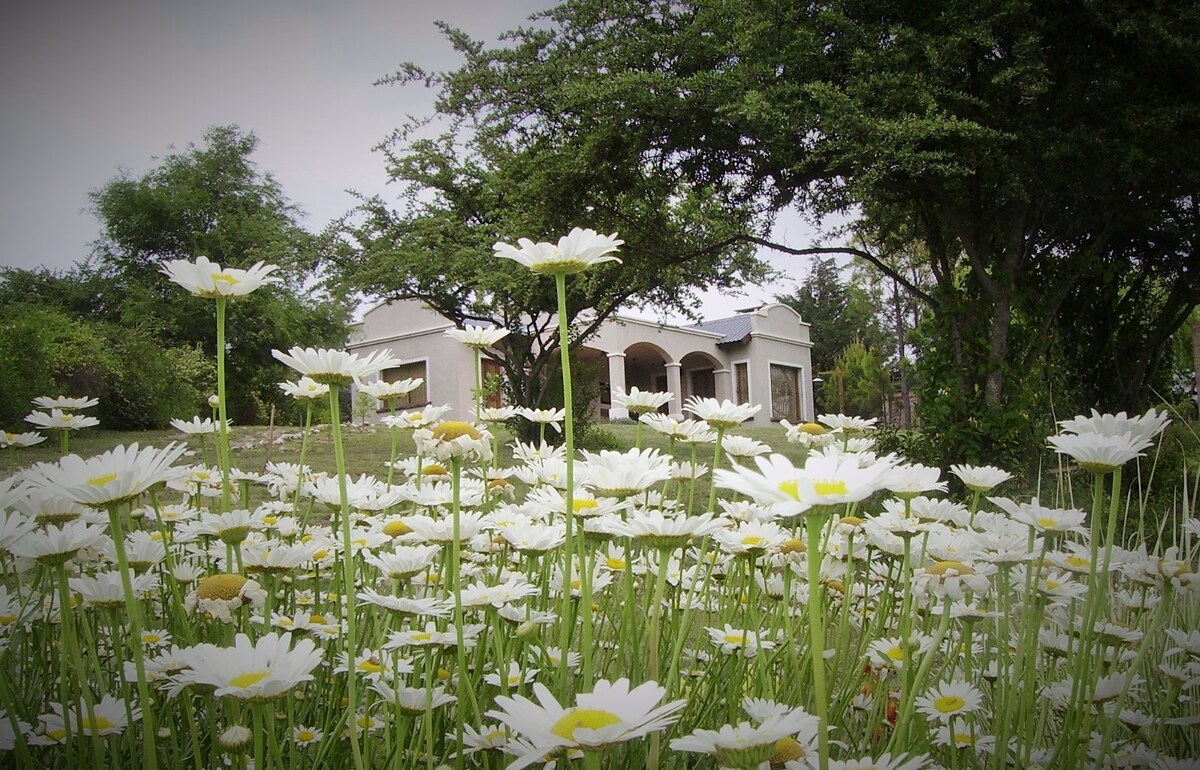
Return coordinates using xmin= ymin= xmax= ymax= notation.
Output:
xmin=679 ymin=350 xmax=724 ymax=405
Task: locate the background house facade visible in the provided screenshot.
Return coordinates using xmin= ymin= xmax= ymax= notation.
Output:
xmin=348 ymin=300 xmax=815 ymax=427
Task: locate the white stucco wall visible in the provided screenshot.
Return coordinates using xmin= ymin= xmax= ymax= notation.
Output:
xmin=346 ymin=299 xmax=814 ymax=427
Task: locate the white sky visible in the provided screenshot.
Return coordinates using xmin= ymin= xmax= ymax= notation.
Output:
xmin=0 ymin=0 xmax=830 ymax=321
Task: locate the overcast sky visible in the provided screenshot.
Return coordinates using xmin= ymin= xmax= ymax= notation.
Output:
xmin=0 ymin=0 xmax=823 ymax=319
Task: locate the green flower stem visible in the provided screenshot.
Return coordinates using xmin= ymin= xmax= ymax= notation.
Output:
xmin=107 ymin=502 xmax=159 ymax=770
xmin=553 ymin=272 xmax=580 ymax=693
xmin=706 ymin=426 xmax=726 ymax=513
xmin=804 ymin=512 xmax=831 ymax=770
xmin=295 ymin=402 xmax=313 ymax=524
xmin=473 ymin=348 xmax=483 ymax=422
xmin=646 ymin=546 xmax=672 ymax=770
xmin=215 ymin=296 xmax=234 ymax=514
xmin=1055 ymin=470 xmax=1108 ymax=768
xmin=59 ymin=428 xmax=69 ymax=458
xmin=1098 ymin=581 xmax=1173 ymax=759
xmin=0 ymin=658 xmax=35 ymax=768
xmin=449 ymin=456 xmax=480 ymax=769
xmin=328 ymin=385 xmax=365 ymax=770
xmin=891 ymin=597 xmax=954 ymax=752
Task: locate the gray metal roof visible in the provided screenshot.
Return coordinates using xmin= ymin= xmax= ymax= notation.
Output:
xmin=686 ymin=314 xmax=753 ymax=345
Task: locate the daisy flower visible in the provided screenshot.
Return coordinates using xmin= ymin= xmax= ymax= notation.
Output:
xmin=359 ymin=377 xmax=424 ymax=401
xmin=32 ymin=395 xmax=98 ymax=411
xmin=578 ymin=447 xmax=673 ymax=497
xmin=949 ymin=463 xmax=1012 ymax=492
xmin=293 ymin=725 xmax=323 ymax=747
xmin=1046 ymin=431 xmax=1153 ymax=473
xmin=493 ymin=227 xmax=623 ymax=275
xmin=826 ymin=752 xmax=929 ymax=770
xmin=611 ymin=387 xmax=673 ymax=416
xmin=0 ymin=430 xmax=46 ymax=449
xmin=670 ymin=706 xmax=819 ymax=768
xmin=169 ymin=416 xmax=228 ymax=435
xmin=161 ymin=255 xmax=280 ymax=298
xmin=915 ymin=680 xmax=983 ymax=722
xmin=486 ymin=678 xmax=684 ymax=769
xmin=24 ymin=442 xmax=187 ymax=507
xmin=684 ymin=397 xmax=762 ymax=429
xmin=1057 ymin=407 xmax=1170 ymax=443
xmin=37 ymin=694 xmax=139 ymax=741
xmin=24 ymin=409 xmax=99 ymax=431
xmin=278 ymin=377 xmax=330 ymax=400
xmin=178 ymin=632 xmax=323 ymax=703
xmin=706 ymin=624 xmax=777 ymax=658
xmin=445 ymin=324 xmax=511 ymax=348
xmin=271 ymin=346 xmax=403 ymax=387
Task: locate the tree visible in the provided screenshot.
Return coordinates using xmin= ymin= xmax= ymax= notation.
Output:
xmin=87 ymin=126 xmax=350 ymax=424
xmin=394 ymin=0 xmax=1200 ymax=461
xmin=777 ymin=256 xmax=882 ymax=378
xmin=330 ymin=110 xmax=771 ymax=424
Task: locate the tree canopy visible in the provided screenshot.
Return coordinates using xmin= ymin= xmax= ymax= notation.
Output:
xmin=0 ymin=126 xmax=350 ymax=429
xmin=366 ymin=0 xmax=1199 ymax=462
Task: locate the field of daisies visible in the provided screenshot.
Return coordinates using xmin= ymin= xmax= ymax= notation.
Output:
xmin=1 ymin=229 xmax=1198 ymax=770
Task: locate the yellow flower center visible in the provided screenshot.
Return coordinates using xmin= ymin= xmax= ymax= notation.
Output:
xmin=573 ymin=499 xmax=600 ymax=513
xmin=196 ymin=573 xmax=248 ymax=601
xmin=212 ymin=273 xmax=240 ymax=285
xmin=412 ymin=632 xmax=433 ymax=642
xmin=741 ymin=535 xmax=765 ymax=547
xmin=297 ymin=729 xmax=316 ymax=741
xmin=927 ymin=560 xmax=974 ymax=577
xmin=934 ymin=694 xmax=966 ymax=713
xmin=771 ymin=736 xmax=807 ymax=764
xmin=1043 ymin=579 xmax=1061 ymax=590
xmin=1066 ymin=555 xmax=1090 ymax=568
xmin=142 ymin=633 xmax=162 ymax=644
xmin=778 ymin=480 xmax=800 ymax=500
xmin=431 ymin=421 xmax=482 ymax=441
xmin=0 ymin=614 xmax=16 ymax=625
xmin=87 ymin=473 xmax=118 ymax=487
xmin=813 ymin=480 xmax=849 ymax=497
xmin=800 ymin=422 xmax=826 ymax=435
xmin=358 ymin=660 xmax=384 ymax=674
xmin=605 ymin=557 xmax=626 ymax=570
xmin=1037 ymin=517 xmax=1059 ymax=528
xmin=550 ymin=708 xmax=622 ymax=742
xmin=779 ymin=538 xmax=806 ymax=554
xmin=309 ymin=614 xmax=327 ymax=624
xmin=384 ymin=521 xmax=412 ymax=537
xmin=229 ymin=671 xmax=269 ymax=689
xmin=724 ymin=633 xmax=749 ymax=646
xmin=422 ymin=464 xmax=448 ymax=476
xmin=79 ymin=714 xmax=115 ymax=732
xmin=886 ymin=645 xmax=906 ymax=661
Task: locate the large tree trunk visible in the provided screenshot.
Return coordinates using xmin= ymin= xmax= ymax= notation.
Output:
xmin=1192 ymin=318 xmax=1200 ymax=416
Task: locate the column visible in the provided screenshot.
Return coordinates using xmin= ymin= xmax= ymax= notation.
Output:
xmin=606 ymin=352 xmax=628 ymax=421
xmin=714 ymin=368 xmax=733 ymax=403
xmin=665 ymin=362 xmax=683 ymax=419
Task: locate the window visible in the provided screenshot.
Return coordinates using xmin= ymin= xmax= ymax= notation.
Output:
xmin=481 ymin=359 xmax=504 ymax=409
xmin=378 ymin=362 xmax=428 ymax=411
xmin=735 ymin=362 xmax=749 ymax=404
xmin=770 ymin=364 xmax=801 ymax=422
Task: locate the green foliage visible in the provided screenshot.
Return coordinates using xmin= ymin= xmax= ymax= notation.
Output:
xmin=0 ymin=302 xmax=215 ymax=431
xmin=399 ymin=0 xmax=1200 ymax=463
xmin=0 ymin=126 xmax=350 ymax=429
xmin=778 ymin=257 xmax=884 ymax=376
xmin=824 ymin=341 xmax=889 ymax=419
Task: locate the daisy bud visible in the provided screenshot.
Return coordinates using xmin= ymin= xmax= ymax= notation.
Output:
xmin=219 ymin=725 xmax=253 ymax=752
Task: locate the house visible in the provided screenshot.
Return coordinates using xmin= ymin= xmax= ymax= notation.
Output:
xmin=347 ymin=299 xmax=815 ymax=427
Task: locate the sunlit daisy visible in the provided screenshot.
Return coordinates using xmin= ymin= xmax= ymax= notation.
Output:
xmin=178 ymin=632 xmax=323 ymax=703
xmin=161 ymin=255 xmax=280 ymax=298
xmin=486 ymin=678 xmax=684 ymax=769
xmin=493 ymin=227 xmax=623 ymax=275
xmin=271 ymin=346 xmax=403 ymax=387
xmin=915 ymin=680 xmax=983 ymax=722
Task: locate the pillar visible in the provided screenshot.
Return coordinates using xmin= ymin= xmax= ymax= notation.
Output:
xmin=665 ymin=362 xmax=683 ymax=419
xmin=606 ymin=352 xmax=628 ymax=421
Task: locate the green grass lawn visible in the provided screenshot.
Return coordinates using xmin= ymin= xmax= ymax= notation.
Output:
xmin=5 ymin=421 xmax=806 ymax=479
